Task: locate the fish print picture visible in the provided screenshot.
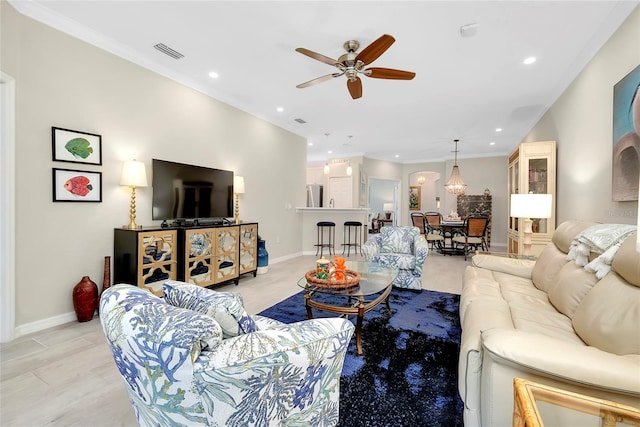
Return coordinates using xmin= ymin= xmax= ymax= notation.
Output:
xmin=64 ymin=175 xmax=93 ymax=197
xmin=53 ymin=168 xmax=102 ymax=202
xmin=52 ymin=127 xmax=102 ymax=165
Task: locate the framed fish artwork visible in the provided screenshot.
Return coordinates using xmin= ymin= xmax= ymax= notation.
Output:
xmin=52 ymin=127 xmax=102 ymax=165
xmin=53 ymin=168 xmax=102 ymax=202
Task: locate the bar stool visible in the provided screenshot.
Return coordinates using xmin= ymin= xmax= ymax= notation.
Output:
xmin=315 ymin=221 xmax=335 ymax=257
xmin=342 ymin=221 xmax=363 ymax=256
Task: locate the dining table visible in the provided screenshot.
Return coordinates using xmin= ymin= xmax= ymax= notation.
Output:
xmin=436 ymin=219 xmax=465 ymax=255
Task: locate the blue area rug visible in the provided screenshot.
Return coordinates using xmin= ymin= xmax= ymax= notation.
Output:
xmin=259 ymin=288 xmax=463 ymax=427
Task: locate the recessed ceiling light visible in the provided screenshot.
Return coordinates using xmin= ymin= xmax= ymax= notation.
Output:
xmin=208 ymin=71 xmax=219 ymax=79
xmin=328 ymin=150 xmax=333 ymax=154
xmin=523 ymin=56 xmax=536 ymax=65
xmin=495 ymin=128 xmax=503 ymax=132
xmin=394 ymin=154 xmax=400 ymax=158
xmin=489 ymin=141 xmax=496 ymax=146
xmin=276 ymin=107 xmax=284 ymax=112
xmin=308 ymin=142 xmax=313 ymax=146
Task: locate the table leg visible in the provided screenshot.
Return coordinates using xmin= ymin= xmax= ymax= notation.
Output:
xmin=355 ymin=296 xmax=365 ymax=355
xmin=304 ymin=291 xmax=314 ymax=319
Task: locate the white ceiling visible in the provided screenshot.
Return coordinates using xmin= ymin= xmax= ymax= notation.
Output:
xmin=10 ymin=1 xmax=638 ymax=163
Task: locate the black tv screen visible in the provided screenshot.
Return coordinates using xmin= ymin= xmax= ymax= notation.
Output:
xmin=152 ymin=159 xmax=233 ymax=221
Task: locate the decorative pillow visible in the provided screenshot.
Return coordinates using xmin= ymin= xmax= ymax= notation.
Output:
xmin=163 ymin=281 xmax=258 ymax=338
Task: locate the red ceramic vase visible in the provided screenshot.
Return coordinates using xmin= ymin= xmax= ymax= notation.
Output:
xmin=72 ymin=276 xmax=98 ymax=322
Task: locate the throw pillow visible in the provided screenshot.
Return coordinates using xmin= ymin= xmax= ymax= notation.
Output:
xmin=163 ymin=281 xmax=258 ymax=338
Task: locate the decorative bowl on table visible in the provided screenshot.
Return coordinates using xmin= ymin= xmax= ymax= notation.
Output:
xmin=305 ymin=269 xmax=361 ymax=289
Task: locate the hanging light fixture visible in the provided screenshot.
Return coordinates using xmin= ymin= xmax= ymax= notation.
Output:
xmin=445 ymin=139 xmax=467 ymax=194
xmin=417 ymin=175 xmax=426 ymax=185
xmin=323 ymin=163 xmax=330 ymax=175
xmin=346 ymin=161 xmax=352 ymax=176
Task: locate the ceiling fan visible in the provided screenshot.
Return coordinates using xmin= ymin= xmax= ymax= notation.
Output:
xmin=295 ymin=34 xmax=416 ymax=100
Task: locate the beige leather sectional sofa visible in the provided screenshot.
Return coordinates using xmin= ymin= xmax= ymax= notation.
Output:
xmin=458 ymin=220 xmax=640 ymax=426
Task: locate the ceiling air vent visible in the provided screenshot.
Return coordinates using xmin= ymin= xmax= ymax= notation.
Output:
xmin=294 ymin=118 xmax=307 ymax=124
xmin=153 ymin=43 xmax=184 ymax=59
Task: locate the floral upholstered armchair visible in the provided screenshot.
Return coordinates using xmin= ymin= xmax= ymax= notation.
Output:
xmin=362 ymin=226 xmax=429 ymax=290
xmin=100 ymin=282 xmax=354 ymax=427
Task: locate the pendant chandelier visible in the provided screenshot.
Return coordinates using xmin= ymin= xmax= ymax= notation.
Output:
xmin=444 ymin=139 xmax=467 ymax=195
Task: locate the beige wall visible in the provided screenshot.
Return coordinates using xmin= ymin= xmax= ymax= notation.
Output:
xmin=523 ymin=6 xmax=640 ymax=225
xmin=2 ymin=3 xmax=306 ymax=331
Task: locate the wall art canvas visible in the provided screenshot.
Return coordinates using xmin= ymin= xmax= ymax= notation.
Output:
xmin=612 ymin=64 xmax=640 ymax=201
xmin=53 ymin=168 xmax=102 ymax=202
xmin=52 ymin=127 xmax=102 ymax=165
xmin=409 ymin=186 xmax=421 ymax=211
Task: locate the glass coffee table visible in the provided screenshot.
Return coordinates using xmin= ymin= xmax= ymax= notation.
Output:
xmin=297 ymin=260 xmax=399 ymax=355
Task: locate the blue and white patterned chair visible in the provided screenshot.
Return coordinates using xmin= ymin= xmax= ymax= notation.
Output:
xmin=100 ymin=281 xmax=354 ymax=427
xmin=362 ymin=226 xmax=429 ymax=290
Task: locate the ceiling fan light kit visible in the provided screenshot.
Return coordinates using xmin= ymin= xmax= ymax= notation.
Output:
xmin=296 ymin=34 xmax=416 ymax=99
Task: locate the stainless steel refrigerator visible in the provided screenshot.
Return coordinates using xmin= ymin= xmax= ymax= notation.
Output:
xmin=306 ymin=184 xmax=323 ymax=207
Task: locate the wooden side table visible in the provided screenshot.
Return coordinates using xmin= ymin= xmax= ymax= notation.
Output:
xmin=513 ymin=378 xmax=640 ymax=427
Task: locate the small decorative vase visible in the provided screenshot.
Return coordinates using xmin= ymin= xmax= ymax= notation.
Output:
xmin=72 ymin=276 xmax=98 ymax=322
xmin=257 ymin=239 xmax=269 ymax=274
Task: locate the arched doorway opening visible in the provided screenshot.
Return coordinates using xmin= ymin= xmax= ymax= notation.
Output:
xmin=409 ymin=171 xmax=441 ymax=214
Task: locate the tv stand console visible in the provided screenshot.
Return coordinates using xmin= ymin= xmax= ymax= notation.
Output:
xmin=114 ymin=222 xmax=258 ymax=297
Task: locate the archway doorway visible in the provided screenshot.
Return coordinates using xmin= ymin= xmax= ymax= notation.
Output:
xmin=409 ymin=171 xmax=441 ymax=214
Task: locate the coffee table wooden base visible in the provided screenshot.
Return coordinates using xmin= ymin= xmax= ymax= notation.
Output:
xmin=304 ymin=283 xmax=393 ymax=356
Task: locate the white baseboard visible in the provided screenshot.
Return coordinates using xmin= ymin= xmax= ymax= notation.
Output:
xmin=14 ymin=311 xmax=77 ymax=339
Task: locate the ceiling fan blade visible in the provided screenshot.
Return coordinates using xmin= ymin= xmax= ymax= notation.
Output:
xmin=296 ymin=72 xmax=343 ymax=88
xmin=365 ymin=67 xmax=416 ymax=80
xmin=347 ymin=77 xmax=363 ymax=99
xmin=295 ymin=48 xmax=339 ymax=66
xmin=355 ymin=34 xmax=395 ymax=65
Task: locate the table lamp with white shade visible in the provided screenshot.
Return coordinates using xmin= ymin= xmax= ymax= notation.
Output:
xmin=510 ymin=193 xmax=553 ymax=256
xmin=120 ymin=160 xmax=148 ymax=230
xmin=383 ymin=202 xmax=393 ymax=220
xmin=233 ymin=175 xmax=245 ymax=224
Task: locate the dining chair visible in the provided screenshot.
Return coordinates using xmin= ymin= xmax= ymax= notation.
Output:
xmin=410 ymin=212 xmax=425 ymax=234
xmin=423 ymin=212 xmax=445 ymax=250
xmin=451 ymin=215 xmax=490 ymax=260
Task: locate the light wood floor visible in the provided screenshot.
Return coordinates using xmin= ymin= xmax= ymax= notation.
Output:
xmin=0 ymin=250 xmax=471 ymax=426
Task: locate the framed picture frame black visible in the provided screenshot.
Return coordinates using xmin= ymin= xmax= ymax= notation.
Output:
xmin=52 ymin=168 xmax=102 ymax=202
xmin=52 ymin=127 xmax=102 ymax=165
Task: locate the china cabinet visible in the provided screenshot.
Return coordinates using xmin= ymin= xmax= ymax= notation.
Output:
xmin=508 ymin=141 xmax=556 ymax=256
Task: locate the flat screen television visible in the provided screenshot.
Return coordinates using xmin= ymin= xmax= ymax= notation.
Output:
xmin=152 ymin=159 xmax=233 ymax=222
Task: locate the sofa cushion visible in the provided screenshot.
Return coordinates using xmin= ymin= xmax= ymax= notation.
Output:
xmin=572 ymin=272 xmax=640 ymax=355
xmin=551 ymin=220 xmax=597 ymax=254
xmin=547 ymin=262 xmax=598 ymax=318
xmin=471 ymin=254 xmax=534 ymax=279
xmin=531 ymin=242 xmax=568 ymax=294
xmin=163 ymin=281 xmax=258 ymax=338
xmin=611 ymin=231 xmax=640 ymax=287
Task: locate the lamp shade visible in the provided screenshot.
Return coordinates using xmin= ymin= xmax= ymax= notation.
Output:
xmin=120 ymin=160 xmax=147 ymax=187
xmin=383 ymin=203 xmax=393 ymax=212
xmin=233 ymin=175 xmax=245 ymax=194
xmin=510 ymin=194 xmax=552 ymax=218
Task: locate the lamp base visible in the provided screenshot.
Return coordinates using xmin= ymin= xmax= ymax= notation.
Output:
xmin=522 ymin=218 xmax=533 ymax=256
xmin=122 ymin=224 xmax=142 ymax=230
